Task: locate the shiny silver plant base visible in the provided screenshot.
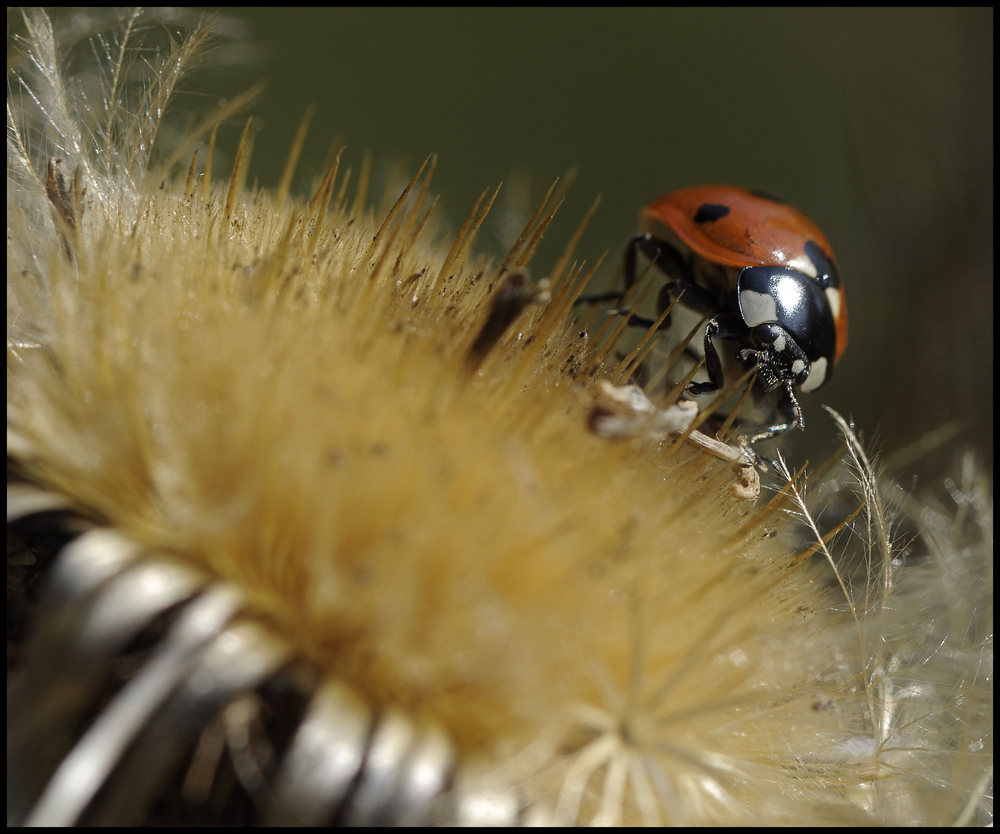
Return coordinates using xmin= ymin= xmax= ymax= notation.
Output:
xmin=8 ymin=482 xmax=533 ymax=826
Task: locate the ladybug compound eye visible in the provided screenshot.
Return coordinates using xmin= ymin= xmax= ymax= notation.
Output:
xmin=737 ymin=267 xmax=836 ymax=392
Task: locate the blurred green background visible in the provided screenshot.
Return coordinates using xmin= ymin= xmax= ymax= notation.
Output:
xmin=10 ymin=8 xmax=993 ymax=476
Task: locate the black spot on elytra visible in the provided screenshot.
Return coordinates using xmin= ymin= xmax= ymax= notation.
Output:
xmin=693 ymin=203 xmax=730 ymax=223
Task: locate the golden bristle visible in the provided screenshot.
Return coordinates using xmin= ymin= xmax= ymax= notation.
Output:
xmin=275 ymin=103 xmax=317 ymax=209
xmin=7 ymin=10 xmax=991 ymax=827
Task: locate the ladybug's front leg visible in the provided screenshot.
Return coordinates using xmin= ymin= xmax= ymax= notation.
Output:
xmin=687 ymin=313 xmax=745 ymax=396
xmin=746 ymin=381 xmax=804 ymax=445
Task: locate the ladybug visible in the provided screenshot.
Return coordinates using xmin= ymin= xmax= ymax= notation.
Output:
xmin=622 ymin=185 xmax=847 ymax=445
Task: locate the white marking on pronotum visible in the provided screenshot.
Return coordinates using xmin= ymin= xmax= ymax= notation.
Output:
xmin=739 ymin=289 xmax=777 ymax=327
xmin=825 ymin=287 xmax=841 ymax=321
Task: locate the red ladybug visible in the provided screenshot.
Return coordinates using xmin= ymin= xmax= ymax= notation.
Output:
xmin=625 ymin=185 xmax=847 ymax=444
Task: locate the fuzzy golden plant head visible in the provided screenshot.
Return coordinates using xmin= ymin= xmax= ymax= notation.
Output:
xmin=7 ymin=9 xmax=992 ymax=826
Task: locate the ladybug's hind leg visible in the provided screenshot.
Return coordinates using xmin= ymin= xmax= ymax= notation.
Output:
xmin=607 ymin=277 xmax=720 ymax=331
xmin=573 ymin=231 xmax=676 ymax=309
xmin=572 ymin=289 xmax=626 ymax=309
xmin=624 ymin=233 xmax=690 ymax=291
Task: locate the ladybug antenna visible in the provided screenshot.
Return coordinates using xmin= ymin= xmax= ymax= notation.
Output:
xmin=787 ymin=381 xmax=805 ymax=431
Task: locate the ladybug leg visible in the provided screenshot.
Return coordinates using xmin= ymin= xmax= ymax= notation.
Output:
xmin=610 ymin=310 xmax=660 ymax=329
xmin=745 ymin=381 xmax=804 ymax=445
xmin=687 ymin=313 xmax=745 ymax=396
xmin=577 ymin=234 xmax=695 ymax=327
xmin=659 ymin=278 xmax=721 ymax=314
xmin=573 ymin=232 xmax=675 ymax=308
xmin=573 ymin=289 xmax=659 ymax=333
xmin=572 ymin=288 xmax=625 ymax=307
xmin=625 ymin=233 xmax=654 ymax=290
xmin=577 ymin=234 xmax=699 ymax=328
xmin=625 ymin=233 xmax=688 ymax=290
xmin=611 ymin=276 xmax=720 ymax=331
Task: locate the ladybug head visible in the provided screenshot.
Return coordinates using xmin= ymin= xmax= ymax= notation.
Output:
xmin=736 ymin=267 xmax=836 ymax=394
xmin=738 ymin=321 xmax=811 ymax=392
